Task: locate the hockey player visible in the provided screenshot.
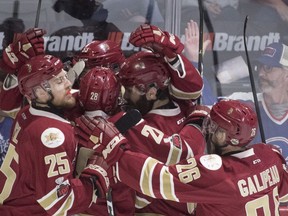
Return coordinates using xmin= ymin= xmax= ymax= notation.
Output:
xmin=69 ymin=39 xmax=126 ymax=89
xmin=76 ymin=66 xmax=138 ymax=216
xmin=76 ymin=61 xmax=208 ymax=216
xmin=118 ymin=24 xmax=204 ymax=215
xmin=0 ymin=28 xmax=46 ymax=117
xmin=76 ymin=24 xmax=206 ymax=215
xmin=228 ymin=42 xmax=288 ymax=165
xmin=78 ymin=23 xmax=206 ymax=166
xmin=0 ymin=32 xmax=124 ymax=119
xmin=73 ymin=39 xmax=125 ymax=73
xmin=0 ymin=55 xmax=111 ymax=215
xmin=120 ymin=24 xmax=203 ymax=114
xmin=76 ymin=99 xmax=288 ymax=216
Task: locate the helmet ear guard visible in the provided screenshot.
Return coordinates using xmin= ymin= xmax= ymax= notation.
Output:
xmin=210 ymin=99 xmax=258 ymax=147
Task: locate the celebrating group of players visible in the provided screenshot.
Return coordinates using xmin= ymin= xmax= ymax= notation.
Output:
xmin=0 ymin=23 xmax=287 ymax=216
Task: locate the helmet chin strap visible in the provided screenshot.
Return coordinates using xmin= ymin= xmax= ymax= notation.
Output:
xmin=32 ymin=83 xmax=64 ymax=116
xmin=215 ymin=144 xmax=229 ymax=155
xmin=214 ymin=143 xmax=229 ymax=155
xmin=207 ymin=133 xmax=229 ymax=155
xmin=32 ymin=96 xmax=64 ymax=117
xmin=214 ymin=141 xmax=247 ymax=156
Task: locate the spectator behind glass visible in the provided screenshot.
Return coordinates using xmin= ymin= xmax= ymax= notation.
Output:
xmin=181 ymin=0 xmax=241 ymax=20
xmin=251 ymin=0 xmax=288 ymax=23
xmin=184 ymin=19 xmax=217 ymax=106
xmin=0 ymin=17 xmax=25 ymax=49
xmin=0 ymin=74 xmax=13 ymax=167
xmin=228 ymin=42 xmax=288 ymax=164
xmin=246 ymin=0 xmax=288 ymax=45
xmin=102 ymin=0 xmax=164 ymax=24
xmin=49 ymin=0 xmax=121 ymax=62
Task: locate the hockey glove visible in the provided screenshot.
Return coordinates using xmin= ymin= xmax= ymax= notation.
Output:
xmin=184 ymin=105 xmax=211 ymax=128
xmin=1 ymin=28 xmax=46 ymax=74
xmin=80 ymin=155 xmax=115 ymax=198
xmin=75 ymin=116 xmax=128 ymax=166
xmin=129 ymin=24 xmax=184 ymax=58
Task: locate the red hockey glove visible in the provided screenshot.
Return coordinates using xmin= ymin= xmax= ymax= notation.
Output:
xmin=129 ymin=24 xmax=184 ymax=58
xmin=80 ymin=155 xmax=115 ymax=198
xmin=75 ymin=116 xmax=128 ymax=166
xmin=1 ymin=28 xmax=46 ymax=74
xmin=184 ymin=105 xmax=211 ymax=128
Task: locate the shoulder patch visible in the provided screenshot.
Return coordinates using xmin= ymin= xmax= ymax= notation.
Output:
xmin=199 ymin=154 xmax=222 ymax=171
xmin=41 ymin=127 xmax=65 ymax=148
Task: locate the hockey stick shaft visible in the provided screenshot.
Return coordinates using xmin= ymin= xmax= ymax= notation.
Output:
xmin=243 ymin=16 xmax=266 ymax=143
xmin=34 ymin=0 xmax=42 ymax=28
xmin=12 ymin=0 xmax=19 ymax=18
xmin=197 ymin=0 xmax=204 ymax=105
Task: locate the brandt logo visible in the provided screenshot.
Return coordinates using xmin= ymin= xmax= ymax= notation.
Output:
xmin=0 ymin=32 xmax=281 ymax=53
xmin=44 ymin=33 xmax=94 ymax=52
xmin=211 ymin=32 xmax=280 ymax=51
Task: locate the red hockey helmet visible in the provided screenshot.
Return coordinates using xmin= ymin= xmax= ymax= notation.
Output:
xmin=74 ymin=40 xmax=125 ymax=71
xmin=118 ymin=51 xmax=170 ymax=92
xmin=78 ymin=66 xmax=121 ymax=114
xmin=18 ymin=55 xmax=63 ymax=99
xmin=209 ymin=99 xmax=258 ymax=147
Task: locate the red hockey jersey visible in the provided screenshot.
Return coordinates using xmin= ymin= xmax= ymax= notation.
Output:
xmin=121 ymin=102 xmax=205 ymax=215
xmin=167 ymin=53 xmax=203 ymax=101
xmin=0 ymin=106 xmax=95 ymax=215
xmin=117 ymin=144 xmax=288 ymax=216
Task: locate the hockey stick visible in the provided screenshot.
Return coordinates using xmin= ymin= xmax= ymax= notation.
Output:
xmin=203 ymin=7 xmax=223 ymax=98
xmin=197 ymin=0 xmax=204 ymax=105
xmin=10 ymin=0 xmax=20 ymax=43
xmin=13 ymin=0 xmax=19 ymax=19
xmin=20 ymin=0 xmax=43 ymax=107
xmin=243 ymin=16 xmax=266 ymax=143
xmin=34 ymin=0 xmax=42 ymax=28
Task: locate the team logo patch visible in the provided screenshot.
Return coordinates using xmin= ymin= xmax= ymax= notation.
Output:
xmin=171 ymin=134 xmax=182 ymax=149
xmin=199 ymin=154 xmax=222 ymax=171
xmin=41 ymin=127 xmax=65 ymax=148
xmin=55 ymin=178 xmax=70 ymax=198
xmin=57 ymin=183 xmax=70 ymax=198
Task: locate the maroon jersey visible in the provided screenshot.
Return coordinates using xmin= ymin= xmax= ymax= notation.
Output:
xmin=117 ymin=144 xmax=288 ymax=216
xmin=0 ymin=74 xmax=22 ymax=118
xmin=126 ymin=102 xmax=205 ymax=165
xmin=79 ymin=103 xmax=205 ymax=215
xmin=167 ymin=53 xmax=203 ymax=101
xmin=82 ymin=182 xmax=136 ymax=216
xmin=117 ymin=102 xmax=205 ymax=215
xmin=0 ymin=106 xmax=95 ymax=215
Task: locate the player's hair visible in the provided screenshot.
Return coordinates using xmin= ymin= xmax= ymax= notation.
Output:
xmin=210 ymin=99 xmax=258 ymax=147
xmin=78 ymin=66 xmax=121 ymax=114
xmin=74 ymin=40 xmax=125 ymax=71
xmin=18 ymin=55 xmax=63 ymax=99
xmin=118 ymin=51 xmax=170 ymax=93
